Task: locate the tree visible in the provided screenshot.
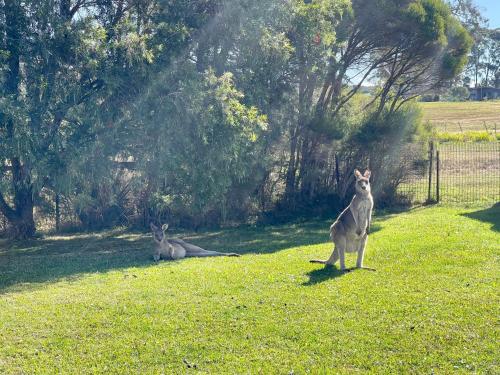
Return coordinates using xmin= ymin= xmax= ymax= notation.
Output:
xmin=481 ymin=29 xmax=500 ymax=87
xmin=0 ymin=0 xmax=474 ymax=235
xmin=283 ymin=0 xmax=471 ymax=201
xmin=448 ymin=0 xmax=497 ymax=88
xmin=0 ymin=1 xmax=156 ymax=238
xmin=135 ymin=69 xmax=267 ymax=225
xmin=63 ymin=0 xmax=279 ymax=228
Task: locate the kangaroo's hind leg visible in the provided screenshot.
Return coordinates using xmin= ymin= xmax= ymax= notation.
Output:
xmin=355 ymin=233 xmax=375 ymax=271
xmin=326 ymin=246 xmax=339 ymax=265
xmin=336 ymin=236 xmax=347 ymax=271
xmin=356 ymin=234 xmax=367 ymax=268
xmin=180 ymin=241 xmax=240 ymax=257
xmin=310 ymin=222 xmax=341 ymax=265
xmin=310 ymin=236 xmax=346 ymax=270
xmin=310 ymin=245 xmax=338 ymax=265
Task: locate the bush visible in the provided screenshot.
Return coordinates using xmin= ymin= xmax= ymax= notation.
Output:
xmin=258 ymin=192 xmax=344 ymax=225
xmin=443 ymin=86 xmax=470 ymax=101
xmin=140 ymin=70 xmax=268 ymax=228
xmin=436 ymin=131 xmax=496 ymax=142
xmin=337 ymin=103 xmax=427 ymax=207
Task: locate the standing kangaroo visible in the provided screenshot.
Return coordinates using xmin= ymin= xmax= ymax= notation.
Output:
xmin=310 ymin=169 xmax=374 ymax=271
xmin=150 ymin=223 xmax=240 ymax=261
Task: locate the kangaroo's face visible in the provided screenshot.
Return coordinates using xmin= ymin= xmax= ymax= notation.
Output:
xmin=150 ymin=223 xmax=169 ymax=244
xmin=354 ymin=169 xmax=371 ymax=194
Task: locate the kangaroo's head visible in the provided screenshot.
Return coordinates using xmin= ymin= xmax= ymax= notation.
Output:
xmin=354 ymin=169 xmax=371 ymax=195
xmin=150 ymin=223 xmax=169 ymax=244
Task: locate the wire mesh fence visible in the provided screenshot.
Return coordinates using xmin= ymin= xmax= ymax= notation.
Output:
xmin=398 ymin=141 xmax=500 ymax=204
xmin=1 ymin=141 xmax=498 ymax=236
xmin=438 ymin=142 xmax=499 ymax=203
xmin=397 ymin=142 xmax=432 ymax=204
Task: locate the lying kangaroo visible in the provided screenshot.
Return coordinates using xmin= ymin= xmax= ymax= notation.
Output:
xmin=150 ymin=223 xmax=240 ymax=261
xmin=310 ymin=169 xmax=374 ymax=271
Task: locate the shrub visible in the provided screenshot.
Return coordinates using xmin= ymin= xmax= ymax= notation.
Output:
xmin=443 ymin=86 xmax=470 ymax=101
xmin=436 ymin=131 xmax=496 ymax=142
xmin=337 ymin=103 xmax=427 ymax=207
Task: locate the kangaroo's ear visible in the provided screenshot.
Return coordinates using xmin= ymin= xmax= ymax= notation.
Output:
xmin=364 ymin=169 xmax=371 ymax=179
xmin=150 ymin=223 xmax=157 ymax=231
xmin=161 ymin=224 xmax=169 ymax=232
xmin=354 ymin=169 xmax=362 ymax=178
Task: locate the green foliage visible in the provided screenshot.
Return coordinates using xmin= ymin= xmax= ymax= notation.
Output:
xmin=0 ymin=0 xmax=164 ymax=236
xmin=383 ymin=0 xmax=472 ymax=96
xmin=340 ymin=102 xmax=427 ymax=206
xmin=407 ymin=0 xmax=448 ymax=45
xmin=444 ymin=86 xmax=471 ymax=101
xmin=442 ymin=17 xmax=474 ymax=78
xmin=435 ymin=130 xmax=497 ymax=142
xmin=449 ymin=0 xmax=498 ymax=88
xmin=144 ymin=69 xmax=268 ymax=222
xmin=0 ymin=0 xmax=477 ymax=235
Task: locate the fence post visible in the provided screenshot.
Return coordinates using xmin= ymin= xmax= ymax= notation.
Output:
xmin=482 ymin=121 xmax=490 ymax=135
xmin=436 ymin=150 xmax=440 ymax=203
xmin=428 ymin=141 xmax=434 ymax=202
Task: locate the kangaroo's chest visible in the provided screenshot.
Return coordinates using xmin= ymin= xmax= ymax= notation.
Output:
xmin=351 ymin=199 xmax=372 ymax=225
xmin=159 ymin=241 xmax=186 ymax=260
xmin=358 ymin=201 xmax=371 ymax=221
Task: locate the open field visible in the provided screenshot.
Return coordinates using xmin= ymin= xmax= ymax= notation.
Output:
xmin=420 ymin=101 xmax=500 ymax=133
xmin=1 ymin=205 xmax=499 ymax=373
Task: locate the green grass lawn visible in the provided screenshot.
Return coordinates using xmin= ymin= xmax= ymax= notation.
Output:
xmin=1 ymin=205 xmax=499 ymax=373
xmin=419 ymin=101 xmax=500 ymax=133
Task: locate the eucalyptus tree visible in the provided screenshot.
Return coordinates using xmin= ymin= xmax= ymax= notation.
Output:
xmin=118 ymin=0 xmax=297 ymax=225
xmin=284 ymin=0 xmax=472 ymax=201
xmin=448 ymin=0 xmax=488 ymax=87
xmin=0 ymin=0 xmax=158 ymax=238
xmin=0 ymin=0 xmax=474 ymax=235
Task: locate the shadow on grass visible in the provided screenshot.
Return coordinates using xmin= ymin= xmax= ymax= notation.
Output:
xmin=183 ymin=219 xmax=331 ymax=255
xmin=367 ymin=223 xmax=383 ymax=235
xmin=191 ymin=219 xmax=385 ymax=253
xmin=0 ymin=213 xmax=392 ymax=293
xmin=0 ymin=220 xmax=333 ymax=294
xmin=461 ymin=203 xmax=500 ymax=232
xmin=303 ymin=265 xmax=377 ymax=286
xmin=303 ymin=265 xmax=346 ymax=285
xmin=0 ymin=231 xmax=156 ymax=294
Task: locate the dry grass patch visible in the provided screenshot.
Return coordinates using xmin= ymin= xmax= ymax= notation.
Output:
xmin=420 ymin=101 xmax=500 ymax=132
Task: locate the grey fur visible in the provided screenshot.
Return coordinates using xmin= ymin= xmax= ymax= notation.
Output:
xmin=150 ymin=223 xmax=240 ymax=261
xmin=310 ymin=169 xmax=374 ymax=271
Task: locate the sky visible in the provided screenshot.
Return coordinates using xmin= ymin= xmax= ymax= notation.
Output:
xmin=475 ymin=0 xmax=500 ymax=28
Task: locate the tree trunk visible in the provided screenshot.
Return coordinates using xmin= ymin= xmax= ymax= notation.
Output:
xmin=55 ymin=193 xmax=61 ymax=232
xmin=0 ymin=2 xmax=36 ymax=239
xmin=0 ymin=187 xmax=36 ymax=239
xmin=298 ymin=133 xmax=315 ymax=198
xmin=11 ymin=204 xmax=36 ymax=239
xmin=284 ymin=126 xmax=299 ymax=199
